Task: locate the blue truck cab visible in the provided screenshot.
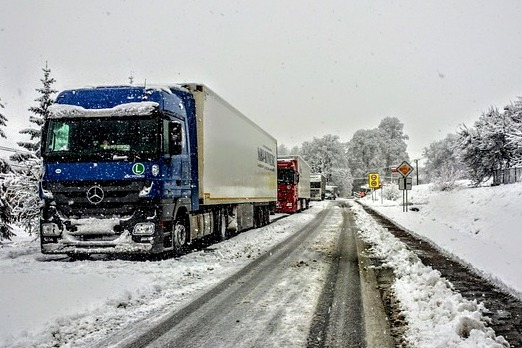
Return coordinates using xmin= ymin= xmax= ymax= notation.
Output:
xmin=40 ymin=85 xmax=198 ymax=255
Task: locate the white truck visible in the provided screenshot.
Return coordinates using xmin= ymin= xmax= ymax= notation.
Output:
xmin=310 ymin=173 xmax=326 ymax=200
xmin=40 ymin=83 xmax=277 ymax=256
xmin=325 ymin=185 xmax=339 ymax=200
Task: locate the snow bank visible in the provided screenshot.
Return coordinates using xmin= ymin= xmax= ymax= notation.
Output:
xmin=352 ymin=202 xmax=509 ymax=347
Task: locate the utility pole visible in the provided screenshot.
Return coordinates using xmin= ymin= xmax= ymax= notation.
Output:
xmin=414 ymin=159 xmax=419 ymax=185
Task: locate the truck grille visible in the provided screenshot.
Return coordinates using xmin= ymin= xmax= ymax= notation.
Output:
xmin=47 ymin=180 xmax=146 ymax=218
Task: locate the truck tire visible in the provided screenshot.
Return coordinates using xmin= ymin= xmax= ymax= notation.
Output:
xmin=214 ymin=209 xmax=228 ymax=242
xmin=263 ymin=206 xmax=270 ymax=225
xmin=173 ymin=214 xmax=189 ymax=254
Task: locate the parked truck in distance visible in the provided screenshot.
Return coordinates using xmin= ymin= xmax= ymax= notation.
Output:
xmin=310 ymin=173 xmax=326 ymax=201
xmin=325 ymin=185 xmax=339 ymax=200
xmin=276 ymin=155 xmax=311 ymax=213
xmin=40 ymin=84 xmax=277 ymax=256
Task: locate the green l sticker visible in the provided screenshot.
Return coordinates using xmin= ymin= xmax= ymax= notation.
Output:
xmin=132 ymin=163 xmax=145 ymax=175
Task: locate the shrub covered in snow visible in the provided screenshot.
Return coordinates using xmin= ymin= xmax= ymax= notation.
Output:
xmin=382 ymin=184 xmax=401 ymax=200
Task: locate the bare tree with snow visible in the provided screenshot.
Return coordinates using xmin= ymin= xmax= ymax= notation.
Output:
xmin=299 ymin=134 xmax=352 ymax=195
xmin=4 ymin=161 xmax=41 ymax=235
xmin=423 ymin=133 xmax=465 ymax=183
xmin=346 ymin=128 xmax=386 ymax=180
xmin=377 ymin=116 xmax=410 ymax=168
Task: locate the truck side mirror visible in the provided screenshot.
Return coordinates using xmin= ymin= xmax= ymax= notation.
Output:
xmin=169 ymin=122 xmax=183 ymax=155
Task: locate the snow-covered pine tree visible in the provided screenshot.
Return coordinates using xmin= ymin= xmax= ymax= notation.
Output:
xmin=12 ymin=61 xmax=57 ymax=161
xmin=457 ymin=107 xmax=515 ymax=185
xmin=0 ymin=160 xmax=15 ymax=241
xmin=7 ymin=62 xmax=56 ymax=234
xmin=504 ymin=97 xmax=522 ymax=166
xmin=0 ymin=96 xmax=15 ymax=241
xmin=0 ymin=96 xmax=8 ymax=139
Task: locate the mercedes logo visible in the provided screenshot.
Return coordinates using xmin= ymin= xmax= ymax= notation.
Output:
xmin=86 ymin=186 xmax=104 ymax=205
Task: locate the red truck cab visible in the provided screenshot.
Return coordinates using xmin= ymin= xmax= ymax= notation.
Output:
xmin=276 ymin=156 xmax=311 ymax=213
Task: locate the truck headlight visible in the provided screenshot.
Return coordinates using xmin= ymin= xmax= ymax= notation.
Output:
xmin=133 ymin=222 xmax=155 ymax=235
xmin=41 ymin=223 xmax=61 ymax=237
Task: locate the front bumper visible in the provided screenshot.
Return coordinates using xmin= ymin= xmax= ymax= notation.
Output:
xmin=41 ymin=231 xmax=154 ymax=254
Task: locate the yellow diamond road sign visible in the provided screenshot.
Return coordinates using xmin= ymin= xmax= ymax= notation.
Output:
xmin=368 ymin=173 xmax=380 ymax=188
xmin=397 ymin=161 xmax=414 ymax=177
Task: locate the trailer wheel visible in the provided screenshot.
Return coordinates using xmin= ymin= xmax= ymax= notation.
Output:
xmin=263 ymin=206 xmax=270 ymax=226
xmin=173 ymin=214 xmax=189 ymax=254
xmin=214 ymin=209 xmax=228 ymax=241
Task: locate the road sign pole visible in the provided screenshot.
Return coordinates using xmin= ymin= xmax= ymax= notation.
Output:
xmin=403 ymin=179 xmax=406 ymax=212
xmin=404 ymin=185 xmax=408 ymax=213
xmin=402 ymin=183 xmax=405 ymax=212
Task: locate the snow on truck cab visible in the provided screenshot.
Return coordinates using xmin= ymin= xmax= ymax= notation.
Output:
xmin=40 ymin=84 xmax=277 ymax=256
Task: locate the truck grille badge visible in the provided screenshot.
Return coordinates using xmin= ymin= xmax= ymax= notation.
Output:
xmin=86 ymin=186 xmax=104 ymax=205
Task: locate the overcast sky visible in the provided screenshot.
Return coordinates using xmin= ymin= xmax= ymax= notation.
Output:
xmin=1 ymin=0 xmax=522 ymax=160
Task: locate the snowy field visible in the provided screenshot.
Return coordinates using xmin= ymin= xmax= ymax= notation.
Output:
xmin=1 ymin=181 xmax=520 ymax=347
xmin=359 ymin=181 xmax=522 ymax=299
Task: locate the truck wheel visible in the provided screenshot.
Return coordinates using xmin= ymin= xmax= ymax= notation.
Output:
xmin=173 ymin=214 xmax=189 ymax=254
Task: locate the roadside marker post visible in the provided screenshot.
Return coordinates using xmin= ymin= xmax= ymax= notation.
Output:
xmin=368 ymin=173 xmax=380 ymax=202
xmin=397 ymin=161 xmax=413 ymax=212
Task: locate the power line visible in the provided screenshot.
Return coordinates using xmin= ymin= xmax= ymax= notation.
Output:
xmin=0 ymin=145 xmax=33 ymax=154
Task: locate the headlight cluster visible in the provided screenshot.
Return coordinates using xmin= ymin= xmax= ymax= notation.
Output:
xmin=41 ymin=223 xmax=61 ymax=237
xmin=133 ymin=222 xmax=155 ymax=235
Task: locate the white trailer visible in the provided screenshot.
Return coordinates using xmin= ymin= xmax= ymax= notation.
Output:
xmin=188 ymin=84 xmax=277 ymax=205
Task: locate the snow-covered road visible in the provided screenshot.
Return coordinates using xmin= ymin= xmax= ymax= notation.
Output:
xmin=1 ymin=182 xmax=518 ymax=347
xmin=1 ymin=203 xmax=331 ymax=347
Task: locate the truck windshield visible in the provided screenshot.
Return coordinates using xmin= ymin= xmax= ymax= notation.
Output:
xmin=43 ymin=117 xmax=160 ymax=162
xmin=278 ymin=168 xmax=296 ymax=184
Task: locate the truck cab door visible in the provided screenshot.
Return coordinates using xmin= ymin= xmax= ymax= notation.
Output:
xmin=163 ymin=121 xmax=190 ymax=196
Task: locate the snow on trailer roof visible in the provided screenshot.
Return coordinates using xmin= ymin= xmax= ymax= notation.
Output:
xmin=48 ymin=102 xmax=159 ymax=119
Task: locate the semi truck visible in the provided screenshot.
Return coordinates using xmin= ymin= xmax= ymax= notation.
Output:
xmin=39 ymin=84 xmax=277 ymax=256
xmin=310 ymin=173 xmax=326 ymax=201
xmin=276 ymin=155 xmax=311 ymax=213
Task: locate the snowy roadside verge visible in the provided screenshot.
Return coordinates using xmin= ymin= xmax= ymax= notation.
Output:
xmin=351 ymin=202 xmax=509 ymax=347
